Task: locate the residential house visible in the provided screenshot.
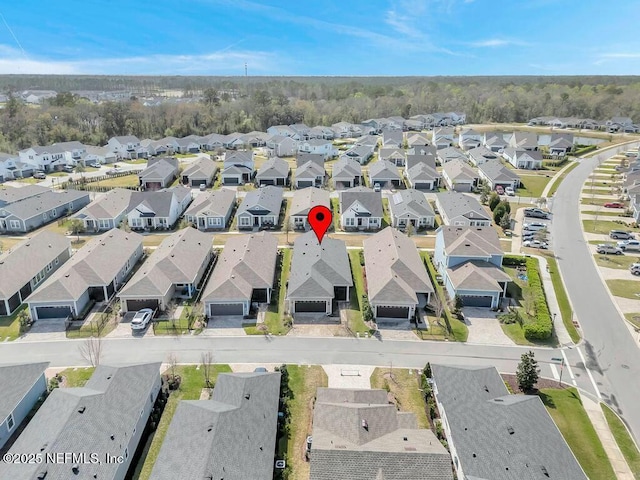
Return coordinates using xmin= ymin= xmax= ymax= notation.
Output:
xmin=127 ymin=186 xmax=191 ymax=231
xmin=289 ymin=187 xmax=331 ymax=230
xmin=181 ymin=156 xmax=217 ymax=187
xmin=478 ymin=159 xmax=521 ymax=190
xmin=369 ymin=160 xmax=403 ymax=188
xmin=354 ymin=135 xmax=379 ymax=148
xmin=458 ymin=128 xmax=482 ymax=150
xmin=388 ymin=189 xmax=435 ymax=230
xmin=549 ymin=133 xmax=574 ymax=156
xmin=362 ymin=118 xmax=390 ymax=132
xmin=184 ymin=188 xmax=236 ymax=231
xmin=294 ymin=155 xmax=326 ymax=188
xmin=432 ymin=127 xmax=455 ymax=145
xmin=339 ymin=186 xmax=383 ymax=231
xmin=0 ymin=185 xmax=49 ymax=207
xmin=202 ymin=232 xmax=278 ymax=317
xmin=308 ymin=126 xmax=335 ymax=140
xmin=202 ymin=133 xmax=227 ymax=151
xmin=26 ymin=229 xmax=144 ymax=320
xmin=436 ymin=146 xmax=467 ymax=164
xmin=0 ymin=363 xmax=49 ymax=450
xmin=503 ymin=148 xmax=543 ymax=169
xmin=118 ymin=228 xmax=213 ymax=312
xmin=239 ymin=131 xmax=269 ymax=148
xmin=381 ymin=129 xmax=403 ymax=148
xmin=435 ymin=192 xmax=491 ymax=226
xmin=266 ymin=125 xmax=302 ymax=140
xmin=139 ymin=157 xmax=179 ymax=190
xmin=0 ymin=231 xmax=71 ymax=316
xmin=0 ymin=153 xmax=30 ymax=181
xmin=431 ymin=364 xmax=588 ymax=480
xmin=483 ymin=132 xmax=508 ymax=152
xmin=18 ymin=145 xmax=67 ymax=172
xmin=406 ymin=132 xmax=430 ymax=148
xmin=387 ymin=116 xmax=407 ymax=130
xmin=449 ymin=111 xmax=467 ymax=124
xmin=340 ymin=145 xmax=374 ymax=165
xmin=51 ymin=141 xmax=87 ymax=165
xmin=289 ymin=123 xmax=311 ymax=139
xmin=221 ymin=151 xmax=255 ymax=185
xmin=363 ymin=227 xmax=433 ymax=319
xmin=441 ymin=159 xmax=480 ymax=192
xmin=0 ymin=363 xmax=162 ymax=480
xmin=332 ymin=157 xmax=363 ymax=189
xmin=174 ymin=135 xmax=202 ymax=154
xmin=82 ymin=145 xmax=117 ymax=165
xmin=286 ymin=232 xmax=352 ymax=315
xmin=404 ymin=118 xmax=424 ymax=131
xmin=236 ymin=186 xmax=283 ymax=230
xmin=433 ymin=136 xmax=453 ymax=149
xmin=0 ymin=189 xmax=90 ymax=234
xmin=298 ymin=138 xmax=337 ymax=160
xmin=467 ymin=145 xmax=500 ymax=166
xmin=107 ymin=135 xmax=143 ymax=159
xmin=405 ymin=154 xmax=440 ymax=190
xmin=140 ymin=139 xmax=170 ymax=157
xmin=255 ymin=157 xmax=290 ymax=186
xmin=433 ymin=226 xmax=509 ymax=308
xmin=331 ymin=121 xmax=358 ymax=138
xmin=266 ymin=135 xmax=298 ymax=157
xmin=508 ymin=131 xmax=538 ymax=151
xmin=309 ymin=387 xmax=452 ymax=480
xmin=378 ymin=147 xmax=406 ymax=166
xmin=149 ymin=372 xmax=280 ymax=480
xmin=72 ymin=188 xmax=133 ymax=232
xmin=607 ymin=117 xmax=637 ymax=133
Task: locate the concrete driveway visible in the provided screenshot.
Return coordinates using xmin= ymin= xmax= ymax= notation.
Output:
xmin=463 ymin=307 xmax=514 ymax=346
xmin=201 ymin=316 xmax=247 ymax=336
xmin=107 ymin=312 xmax=154 ymax=338
xmin=17 ymin=320 xmax=67 ymax=342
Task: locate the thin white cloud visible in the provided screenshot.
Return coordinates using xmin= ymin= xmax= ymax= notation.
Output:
xmin=593 ymin=52 xmax=640 ymax=66
xmin=469 ymin=38 xmax=531 ymax=48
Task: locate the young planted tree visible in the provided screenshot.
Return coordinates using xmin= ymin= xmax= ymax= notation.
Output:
xmin=431 ymin=293 xmax=445 ymax=327
xmin=201 ymin=351 xmax=214 ymax=388
xmin=78 ymin=336 xmax=103 ymax=367
xmin=516 ymin=351 xmax=540 ymax=393
xmin=479 ymin=183 xmax=490 ymax=204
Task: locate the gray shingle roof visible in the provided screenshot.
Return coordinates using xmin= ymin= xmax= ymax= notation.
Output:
xmin=256 ymin=157 xmax=290 ymax=179
xmin=26 ymin=229 xmax=143 ymax=303
xmin=437 ymin=146 xmax=468 ymax=164
xmin=310 ymin=388 xmax=453 ymax=480
xmin=0 ymin=362 xmax=49 ymax=422
xmin=484 ymin=132 xmax=508 ymax=147
xmin=72 ymin=188 xmax=133 ymax=222
xmin=150 ymin=372 xmax=280 ymax=480
xmin=407 ymin=162 xmax=439 ymax=183
xmin=296 ymin=153 xmax=325 ymax=168
xmin=295 ymin=160 xmax=325 ymax=181
xmin=139 ymin=158 xmax=179 ymax=181
xmin=181 ymin=156 xmax=218 ymax=180
xmin=110 ymin=135 xmax=140 ymax=144
xmin=431 ymin=364 xmax=588 ymax=480
xmin=442 ymin=159 xmax=478 ymax=182
xmin=0 ymin=189 xmax=89 ymax=221
xmin=436 ymin=192 xmax=490 ymax=223
xmin=378 ymin=147 xmax=405 ymax=162
xmin=202 ymin=232 xmax=278 ymax=302
xmin=332 ymin=157 xmax=362 ymax=180
xmin=0 ymin=231 xmax=70 ymax=299
xmin=237 ymin=186 xmax=283 ymax=217
xmin=406 ymin=152 xmax=437 ymax=170
xmin=0 ymin=363 xmax=161 ymax=480
xmin=509 ymin=131 xmax=538 ymax=149
xmin=363 ymin=227 xmax=433 ymax=305
xmin=289 ymin=187 xmax=331 ymax=217
xmin=467 ymin=145 xmax=500 ymax=164
xmin=438 ymin=226 xmax=503 ymax=257
xmin=388 ymin=189 xmax=435 ymax=219
xmin=478 ymin=159 xmax=521 ymax=183
xmin=340 ymin=187 xmax=383 ymax=218
xmin=184 ymin=188 xmax=236 ymax=217
xmin=369 ymin=160 xmax=402 ymax=181
xmin=446 ymin=260 xmax=511 ymax=291
xmin=127 ymin=186 xmax=190 ymax=218
xmin=118 ymin=228 xmax=212 ymax=298
xmin=223 ymin=151 xmax=254 ymax=167
xmin=287 ymin=232 xmax=352 ymax=300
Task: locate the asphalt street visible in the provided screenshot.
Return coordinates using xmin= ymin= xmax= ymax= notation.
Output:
xmin=553 ymin=142 xmax=640 ymax=443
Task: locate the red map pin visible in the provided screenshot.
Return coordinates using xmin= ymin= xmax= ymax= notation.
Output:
xmin=308 ymin=205 xmax=332 ymax=244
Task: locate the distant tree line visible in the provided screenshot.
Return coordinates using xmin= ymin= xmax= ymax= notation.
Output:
xmin=1 ymin=76 xmax=640 ymax=152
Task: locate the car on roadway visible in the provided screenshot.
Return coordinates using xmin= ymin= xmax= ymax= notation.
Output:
xmin=610 ymin=230 xmax=634 ymax=240
xmin=630 ymin=263 xmax=640 ymax=276
xmin=523 ymin=222 xmax=547 ymax=232
xmin=33 ymin=171 xmax=46 ymax=179
xmin=106 ymin=168 xmax=124 ymax=176
xmin=62 ymin=165 xmax=75 ymax=173
xmin=603 ymin=202 xmax=625 ymax=209
xmin=596 ymin=244 xmax=623 ymax=255
xmin=617 ymin=240 xmax=640 ymax=252
xmin=130 ymin=308 xmax=154 ymax=331
xmin=524 ymin=208 xmax=550 ymax=219
xmin=495 ymin=185 xmax=505 ymax=195
xmin=505 ymin=186 xmax=515 ymax=196
xmin=523 ymin=240 xmax=548 ymax=249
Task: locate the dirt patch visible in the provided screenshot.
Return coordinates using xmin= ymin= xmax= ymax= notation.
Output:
xmin=502 ymin=373 xmax=567 ymax=394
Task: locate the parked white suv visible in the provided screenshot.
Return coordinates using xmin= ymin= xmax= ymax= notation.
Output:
xmin=617 ymin=240 xmax=640 ymax=252
xmin=505 ymin=186 xmax=515 ymax=196
xmin=630 ymin=263 xmax=640 ymax=276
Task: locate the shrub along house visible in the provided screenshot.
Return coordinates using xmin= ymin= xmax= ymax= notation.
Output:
xmin=202 ymin=232 xmax=278 ymax=318
xmin=118 ymin=228 xmax=214 ymax=313
xmin=26 ymin=229 xmax=144 ymax=321
xmin=0 ymin=231 xmax=71 ymax=316
xmin=184 ymin=188 xmax=236 ymax=231
xmin=285 ymin=232 xmax=352 ymax=315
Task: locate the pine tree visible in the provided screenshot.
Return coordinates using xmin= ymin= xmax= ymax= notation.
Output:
xmin=516 ymin=351 xmax=539 ymax=392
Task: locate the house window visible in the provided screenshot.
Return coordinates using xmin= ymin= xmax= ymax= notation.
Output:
xmin=6 ymin=413 xmax=14 ymax=431
xmin=130 ymin=218 xmax=142 ymax=227
xmin=99 ymin=219 xmax=110 ymax=229
xmin=157 ymin=218 xmax=167 ymax=226
xmin=240 ymin=217 xmax=250 ymax=226
xmin=345 ymin=217 xmax=355 ymax=227
xmin=207 ymin=217 xmax=221 ymax=226
xmin=294 ymin=216 xmax=304 ymax=224
xmin=9 ymin=220 xmax=20 ymax=230
xmin=370 ymin=218 xmax=378 ymax=225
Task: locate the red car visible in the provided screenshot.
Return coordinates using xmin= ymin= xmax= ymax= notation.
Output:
xmin=604 ymin=202 xmax=625 ymax=209
xmin=495 ymin=185 xmax=505 ymax=195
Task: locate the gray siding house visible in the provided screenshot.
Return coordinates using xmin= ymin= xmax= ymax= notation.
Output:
xmin=332 ymin=157 xmax=363 ymax=189
xmin=72 ymin=188 xmax=133 ymax=232
xmin=0 ymin=363 xmax=162 ymax=480
xmin=181 ymin=156 xmax=217 ymax=187
xmin=339 ymin=186 xmax=383 ymax=231
xmin=255 ymin=157 xmax=290 ymax=186
xmin=0 ymin=231 xmax=71 ymax=316
xmin=435 ymin=192 xmax=491 ymax=227
xmin=236 ymin=186 xmax=284 ymax=230
xmin=289 ymin=187 xmax=331 ymax=230
xmin=139 ymin=157 xmax=179 ymax=191
xmin=184 ymin=188 xmax=236 ymax=231
xmin=0 ymin=362 xmax=49 ymax=450
xmin=388 ymin=189 xmax=436 ymax=230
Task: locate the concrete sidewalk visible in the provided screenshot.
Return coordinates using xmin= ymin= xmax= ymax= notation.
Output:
xmin=581 ymin=395 xmax=634 ymax=480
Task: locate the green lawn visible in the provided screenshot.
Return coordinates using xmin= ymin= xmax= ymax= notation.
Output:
xmin=381 ymin=198 xmax=391 ymax=228
xmin=624 ymin=313 xmax=640 ymax=329
xmin=0 ymin=304 xmax=26 ymax=341
xmin=330 ymin=198 xmax=341 ymax=231
xmin=96 ymin=173 xmax=141 ymax=188
xmin=49 ymin=172 xmax=70 ymax=177
xmin=66 ymin=314 xmax=118 ymax=338
xmin=606 ymin=280 xmax=640 ymax=299
xmin=137 ymin=365 xmax=231 ymax=480
xmin=253 ymin=248 xmax=292 ymax=335
xmin=544 ymin=256 xmax=581 ymax=343
xmin=517 ymin=174 xmax=553 ymax=198
xmin=584 ymin=181 xmax=620 ymax=188
xmin=370 ymin=368 xmax=428 ymax=428
xmin=583 ymin=220 xmax=638 ymax=235
xmin=547 ymin=161 xmax=580 ymax=196
xmin=153 ymin=314 xmax=200 ymax=336
xmin=16 ymin=177 xmax=40 ymax=184
xmin=173 ymin=153 xmax=197 ymax=158
xmin=582 ymin=210 xmax=632 ymax=217
xmin=539 ymin=388 xmax=615 ymax=480
xmin=581 ymin=198 xmax=626 ymax=207
xmin=57 ymin=367 xmax=95 ymax=387
xmin=346 ymin=250 xmax=375 ymax=335
xmin=582 ymin=188 xmax=617 ymax=195
xmin=594 ymin=253 xmax=640 ymax=269
xmin=122 ymin=159 xmax=148 ymax=165
xmin=601 ymin=403 xmax=640 ymax=479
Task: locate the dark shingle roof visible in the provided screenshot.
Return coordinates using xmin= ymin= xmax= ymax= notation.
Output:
xmin=0 ymin=190 xmax=89 ymax=221
xmin=0 ymin=185 xmax=49 ymax=206
xmin=0 ymin=362 xmax=49 ymax=422
xmin=184 ymin=188 xmax=236 ymax=218
xmin=388 ymin=189 xmax=435 ymax=219
xmin=256 ymin=157 xmax=290 ymax=179
xmin=339 ymin=186 xmax=383 ymax=218
xmin=431 ymin=364 xmax=588 ymax=480
xmin=237 ymin=185 xmax=284 ymax=217
xmin=289 ymin=187 xmax=331 ymax=217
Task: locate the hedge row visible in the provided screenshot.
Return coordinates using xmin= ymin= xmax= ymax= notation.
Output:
xmin=503 ymin=255 xmax=527 ymax=266
xmin=523 ymin=257 xmax=553 ymax=340
xmin=574 ymin=145 xmax=598 ymax=157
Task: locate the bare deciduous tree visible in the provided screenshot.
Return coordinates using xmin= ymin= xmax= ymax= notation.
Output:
xmin=431 ymin=294 xmax=445 ymax=327
xmin=78 ymin=336 xmax=102 ymax=367
xmin=168 ymin=352 xmax=178 ymax=381
xmin=201 ymin=351 xmax=214 ymax=388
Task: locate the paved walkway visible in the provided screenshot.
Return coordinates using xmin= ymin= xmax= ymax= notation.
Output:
xmin=510 ymin=207 xmax=525 ymax=254
xmin=322 ymin=364 xmax=375 ymax=388
xmin=581 ymin=395 xmax=635 ymax=480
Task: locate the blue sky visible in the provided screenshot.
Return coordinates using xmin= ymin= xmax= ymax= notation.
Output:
xmin=0 ymin=0 xmax=639 ymax=75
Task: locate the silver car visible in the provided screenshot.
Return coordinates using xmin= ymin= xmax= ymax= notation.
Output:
xmin=131 ymin=308 xmax=154 ymax=330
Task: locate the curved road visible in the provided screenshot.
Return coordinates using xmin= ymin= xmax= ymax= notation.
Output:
xmin=553 ymin=143 xmax=640 ymax=443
